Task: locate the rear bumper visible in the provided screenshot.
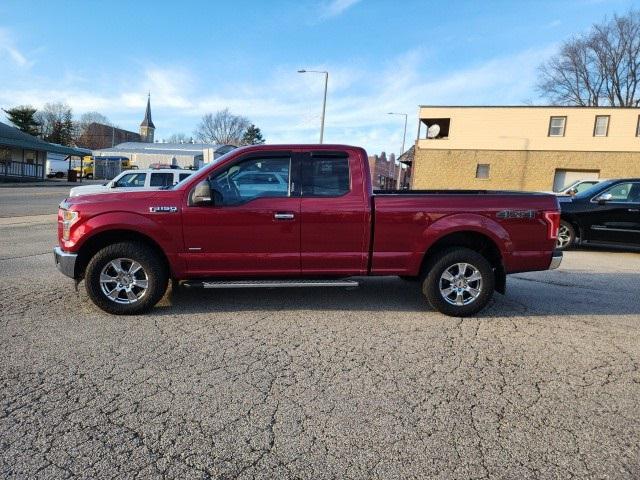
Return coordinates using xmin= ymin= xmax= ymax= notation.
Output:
xmin=53 ymin=246 xmax=77 ymax=279
xmin=549 ymin=250 xmax=563 ymax=270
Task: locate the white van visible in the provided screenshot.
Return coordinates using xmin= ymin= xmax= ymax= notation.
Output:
xmin=69 ymin=169 xmax=193 ymax=197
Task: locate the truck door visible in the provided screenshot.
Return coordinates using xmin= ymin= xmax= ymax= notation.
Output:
xmin=181 ymin=151 xmax=301 ymax=275
xmin=299 ymin=151 xmax=370 ymax=275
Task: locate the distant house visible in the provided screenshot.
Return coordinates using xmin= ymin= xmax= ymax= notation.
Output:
xmin=368 ymin=151 xmax=410 ymax=189
xmin=93 ymin=142 xmax=236 ymax=169
xmin=76 ymin=123 xmax=141 ymax=150
xmin=0 ymin=121 xmax=89 ymax=182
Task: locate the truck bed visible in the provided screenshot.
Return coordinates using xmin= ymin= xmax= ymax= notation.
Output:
xmin=370 ymin=190 xmax=559 ymax=275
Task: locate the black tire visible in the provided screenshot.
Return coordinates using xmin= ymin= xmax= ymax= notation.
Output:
xmin=55 ymin=172 xmax=64 ymax=178
xmin=85 ymin=242 xmax=168 ymax=315
xmin=85 ymin=173 xmax=93 ymax=180
xmin=556 ymin=220 xmax=575 ymax=250
xmin=422 ymin=247 xmax=494 ymax=317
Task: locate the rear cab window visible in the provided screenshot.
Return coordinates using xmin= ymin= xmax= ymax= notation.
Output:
xmin=150 ymin=172 xmax=175 ymax=187
xmin=302 ymin=154 xmax=350 ymax=197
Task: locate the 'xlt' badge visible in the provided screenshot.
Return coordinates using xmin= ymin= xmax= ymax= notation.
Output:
xmin=149 ymin=206 xmax=178 ymax=213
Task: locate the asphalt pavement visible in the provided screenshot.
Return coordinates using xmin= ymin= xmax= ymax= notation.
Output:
xmin=0 ymin=185 xmax=638 ymax=479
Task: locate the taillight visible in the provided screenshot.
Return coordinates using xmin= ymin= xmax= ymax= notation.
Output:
xmin=543 ymin=211 xmax=560 ymax=240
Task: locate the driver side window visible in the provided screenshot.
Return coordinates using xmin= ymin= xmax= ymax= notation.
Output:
xmin=114 ymin=172 xmax=146 ymax=188
xmin=602 ymin=182 xmax=640 ymax=203
xmin=210 ymin=156 xmax=291 ymax=206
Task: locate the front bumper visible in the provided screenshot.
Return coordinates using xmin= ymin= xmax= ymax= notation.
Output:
xmin=549 ymin=250 xmax=563 ymax=270
xmin=53 ymin=246 xmax=78 ymax=279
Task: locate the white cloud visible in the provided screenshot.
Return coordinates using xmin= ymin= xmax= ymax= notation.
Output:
xmin=320 ymin=0 xmax=362 ymax=18
xmin=0 ymin=46 xmax=554 ymax=155
xmin=0 ymin=27 xmax=30 ymax=67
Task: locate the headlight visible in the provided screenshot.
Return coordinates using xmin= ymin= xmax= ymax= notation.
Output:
xmin=60 ymin=209 xmax=79 ymax=241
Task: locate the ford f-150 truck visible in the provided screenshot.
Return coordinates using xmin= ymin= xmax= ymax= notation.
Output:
xmin=54 ymin=144 xmax=562 ymax=317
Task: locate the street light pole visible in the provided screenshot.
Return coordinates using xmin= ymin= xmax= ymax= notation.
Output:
xmin=298 ymin=69 xmax=329 ymax=144
xmin=387 ymin=112 xmax=408 ymax=189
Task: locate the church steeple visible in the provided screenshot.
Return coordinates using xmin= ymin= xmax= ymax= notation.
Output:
xmin=140 ymin=93 xmax=155 ymax=143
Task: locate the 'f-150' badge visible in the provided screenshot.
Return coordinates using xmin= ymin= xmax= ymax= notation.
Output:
xmin=149 ymin=206 xmax=178 ymax=213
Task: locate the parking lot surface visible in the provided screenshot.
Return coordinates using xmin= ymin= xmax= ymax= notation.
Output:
xmin=1 ymin=187 xmax=639 ymax=479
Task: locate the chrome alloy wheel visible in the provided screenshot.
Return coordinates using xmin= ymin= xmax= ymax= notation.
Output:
xmin=439 ymin=262 xmax=483 ymax=306
xmin=99 ymin=258 xmax=149 ymax=304
xmin=557 ymin=223 xmax=571 ymax=249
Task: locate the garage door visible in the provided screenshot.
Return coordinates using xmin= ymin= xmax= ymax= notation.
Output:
xmin=553 ymin=170 xmax=600 ymax=192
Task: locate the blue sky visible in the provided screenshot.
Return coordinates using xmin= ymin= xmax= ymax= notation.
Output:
xmin=0 ymin=0 xmax=637 ymax=154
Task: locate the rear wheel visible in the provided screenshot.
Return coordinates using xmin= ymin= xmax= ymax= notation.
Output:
xmin=85 ymin=173 xmax=93 ymax=179
xmin=422 ymin=247 xmax=494 ymax=317
xmin=556 ymin=220 xmax=575 ymax=250
xmin=85 ymin=242 xmax=168 ymax=315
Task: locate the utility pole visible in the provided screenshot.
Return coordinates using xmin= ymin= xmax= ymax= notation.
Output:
xmin=298 ymin=69 xmax=329 ymax=143
xmin=387 ymin=112 xmax=408 ymax=189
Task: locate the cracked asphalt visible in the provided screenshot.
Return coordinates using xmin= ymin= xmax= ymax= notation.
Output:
xmin=1 ymin=187 xmax=639 ymax=479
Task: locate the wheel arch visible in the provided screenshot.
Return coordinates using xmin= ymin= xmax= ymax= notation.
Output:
xmin=419 ymin=230 xmax=506 ymax=294
xmin=74 ymin=229 xmax=170 ymax=279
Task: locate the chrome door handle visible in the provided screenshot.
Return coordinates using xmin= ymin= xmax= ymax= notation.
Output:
xmin=628 ymin=208 xmax=640 ymax=212
xmin=274 ymin=212 xmax=295 ymax=220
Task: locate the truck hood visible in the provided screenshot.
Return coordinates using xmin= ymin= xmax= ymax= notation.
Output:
xmin=64 ymin=189 xmax=168 ymax=207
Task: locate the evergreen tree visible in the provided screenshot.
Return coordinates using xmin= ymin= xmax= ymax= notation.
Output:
xmin=241 ymin=124 xmax=265 ymax=145
xmin=2 ymin=105 xmax=41 ymax=136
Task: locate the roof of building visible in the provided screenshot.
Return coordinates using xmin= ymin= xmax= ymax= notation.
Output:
xmin=94 ymin=142 xmax=236 ymax=156
xmin=398 ymin=145 xmax=415 ymax=165
xmin=140 ymin=94 xmax=155 ymax=129
xmin=0 ymin=121 xmax=90 ymax=156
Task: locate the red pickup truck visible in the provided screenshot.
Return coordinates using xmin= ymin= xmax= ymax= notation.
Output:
xmin=54 ymin=144 xmax=561 ymax=317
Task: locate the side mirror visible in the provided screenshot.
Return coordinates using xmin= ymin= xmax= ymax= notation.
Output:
xmin=596 ymin=193 xmax=612 ymax=204
xmin=568 ymin=188 xmax=577 ymax=196
xmin=190 ymin=180 xmax=214 ymax=206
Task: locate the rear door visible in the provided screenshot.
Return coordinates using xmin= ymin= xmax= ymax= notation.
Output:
xmin=299 ymin=150 xmax=370 ymax=275
xmin=585 ymin=181 xmax=640 ymax=245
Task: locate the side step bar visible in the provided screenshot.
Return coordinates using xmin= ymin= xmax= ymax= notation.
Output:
xmin=182 ymin=279 xmax=360 ymax=289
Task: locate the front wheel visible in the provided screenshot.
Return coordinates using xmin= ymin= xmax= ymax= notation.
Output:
xmin=556 ymin=220 xmax=575 ymax=250
xmin=422 ymin=248 xmax=494 ymax=317
xmin=85 ymin=242 xmax=168 ymax=315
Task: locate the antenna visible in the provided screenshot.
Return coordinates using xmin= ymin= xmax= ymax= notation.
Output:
xmin=427 ymin=124 xmax=440 ymax=139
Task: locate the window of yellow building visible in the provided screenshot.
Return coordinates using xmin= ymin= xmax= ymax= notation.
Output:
xmin=548 ymin=116 xmax=566 ymax=137
xmin=593 ymin=115 xmax=610 ymax=137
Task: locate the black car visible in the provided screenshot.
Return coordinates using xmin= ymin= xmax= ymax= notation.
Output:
xmin=557 ymin=179 xmax=640 ymax=250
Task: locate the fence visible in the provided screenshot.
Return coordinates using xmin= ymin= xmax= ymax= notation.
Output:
xmin=93 ymin=158 xmax=122 ymax=180
xmin=0 ymin=160 xmax=44 ymax=180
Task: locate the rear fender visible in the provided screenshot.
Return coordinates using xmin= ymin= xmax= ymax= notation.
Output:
xmin=411 ymin=213 xmax=512 ymax=274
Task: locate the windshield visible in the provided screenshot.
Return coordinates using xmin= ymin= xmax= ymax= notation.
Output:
xmin=574 ymin=179 xmax=616 ymax=199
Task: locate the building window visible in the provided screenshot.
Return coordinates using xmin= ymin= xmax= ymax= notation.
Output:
xmin=423 ymin=118 xmax=451 ymax=139
xmin=476 ymin=164 xmax=490 ymax=179
xmin=593 ymin=115 xmax=609 ymax=137
xmin=548 ymin=116 xmax=566 ymax=137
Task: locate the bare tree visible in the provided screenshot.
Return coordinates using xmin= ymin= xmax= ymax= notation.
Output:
xmin=164 ymin=132 xmax=192 ymax=144
xmin=537 ymin=10 xmax=640 ymax=106
xmin=34 ymin=102 xmax=75 ymax=145
xmin=194 ymin=109 xmax=250 ymax=145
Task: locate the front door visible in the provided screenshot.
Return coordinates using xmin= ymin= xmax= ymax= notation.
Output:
xmin=182 ymin=152 xmax=301 ymax=276
xmin=584 ymin=181 xmax=640 ymax=246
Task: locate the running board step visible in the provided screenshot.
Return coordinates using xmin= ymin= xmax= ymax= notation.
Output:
xmin=182 ymin=279 xmax=359 ymax=289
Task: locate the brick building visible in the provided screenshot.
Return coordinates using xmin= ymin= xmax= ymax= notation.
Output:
xmin=413 ymin=106 xmax=640 ymax=191
xmin=76 ymin=123 xmax=141 ymax=150
xmin=368 ymin=151 xmax=410 ymax=189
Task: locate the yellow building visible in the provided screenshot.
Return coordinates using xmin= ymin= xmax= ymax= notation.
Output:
xmin=412 ymin=106 xmax=640 ymax=191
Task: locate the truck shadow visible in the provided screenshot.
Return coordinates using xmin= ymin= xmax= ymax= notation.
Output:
xmin=153 ymin=272 xmax=640 ymax=318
